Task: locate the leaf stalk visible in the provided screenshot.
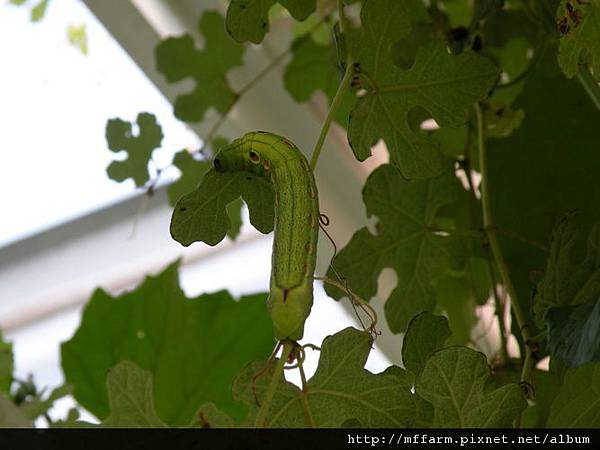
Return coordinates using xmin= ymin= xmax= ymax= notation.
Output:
xmin=475 ymin=103 xmax=534 ymax=412
xmin=309 ymin=0 xmax=354 ymax=171
xmin=254 ymin=340 xmax=294 ymax=428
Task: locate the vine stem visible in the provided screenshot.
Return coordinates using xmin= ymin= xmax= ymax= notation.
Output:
xmin=474 ymin=103 xmax=533 ymax=412
xmin=309 ymin=0 xmax=354 ymax=171
xmin=577 ymin=65 xmax=600 ymax=112
xmin=254 ymin=340 xmax=294 ymax=428
xmin=309 ymin=57 xmax=353 ymax=170
xmin=487 ymin=259 xmax=509 ymax=365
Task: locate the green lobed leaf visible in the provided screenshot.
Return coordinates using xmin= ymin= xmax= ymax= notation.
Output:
xmin=226 ymin=0 xmax=316 ymax=44
xmin=486 ymin=71 xmax=600 ymax=341
xmin=547 ymin=363 xmax=600 ymax=427
xmin=155 ymin=11 xmax=245 ymax=122
xmin=402 ymin=312 xmax=451 ymax=378
xmin=534 ymin=217 xmax=600 ymax=328
xmin=0 ymin=394 xmax=31 ymax=428
xmin=348 ymin=0 xmax=499 ymax=178
xmin=168 ymin=138 xmax=244 ymax=240
xmin=416 ymin=346 xmax=527 ymax=427
xmin=0 ymin=332 xmax=13 ymax=395
xmin=190 ymin=402 xmax=234 ymax=428
xmin=102 ymin=361 xmax=166 ymax=428
xmin=324 ymin=164 xmax=466 ymax=334
xmin=61 ymin=261 xmax=274 ymax=426
xmin=171 ymin=168 xmax=274 ymax=247
xmin=557 ymin=0 xmax=600 ymax=79
xmin=233 ymin=327 xmax=433 ymax=427
xmin=105 ymin=112 xmax=163 ymax=187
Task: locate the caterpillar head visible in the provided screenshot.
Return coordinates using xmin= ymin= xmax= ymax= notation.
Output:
xmin=213 ymin=135 xmax=271 ymax=177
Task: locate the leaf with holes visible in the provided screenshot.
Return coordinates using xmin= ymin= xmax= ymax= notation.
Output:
xmin=61 ymin=261 xmax=274 ymax=425
xmin=324 ymin=164 xmax=466 ymax=333
xmin=557 ymin=0 xmax=600 ymax=79
xmin=171 ymin=168 xmax=274 ymax=247
xmin=105 ymin=112 xmax=163 ymax=187
xmin=226 ymin=0 xmax=316 ymax=44
xmin=348 ymin=0 xmax=499 ymax=178
xmin=416 ymin=346 xmax=527 ymax=427
xmin=155 ymin=11 xmax=245 ymax=122
xmin=233 ymin=327 xmax=433 ymax=427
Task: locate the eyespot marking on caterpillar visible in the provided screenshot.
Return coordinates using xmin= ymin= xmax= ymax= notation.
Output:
xmin=249 ymin=150 xmax=260 ymax=164
xmin=263 ymin=159 xmax=271 ymax=171
xmin=213 ymin=157 xmax=222 ymax=172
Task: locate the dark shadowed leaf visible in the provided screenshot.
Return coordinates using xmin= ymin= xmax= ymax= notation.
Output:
xmin=487 ymin=71 xmax=600 ymax=340
xmin=547 ymin=296 xmax=600 ymax=367
xmin=402 ymin=312 xmax=451 ymax=378
xmin=547 ymin=363 xmax=600 ymax=427
xmin=534 ymin=218 xmax=600 ymax=329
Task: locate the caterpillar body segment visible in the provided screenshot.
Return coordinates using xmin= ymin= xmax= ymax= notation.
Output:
xmin=213 ymin=131 xmax=319 ymax=340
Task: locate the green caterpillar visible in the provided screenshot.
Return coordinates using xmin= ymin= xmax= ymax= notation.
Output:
xmin=213 ymin=131 xmax=319 ymax=341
